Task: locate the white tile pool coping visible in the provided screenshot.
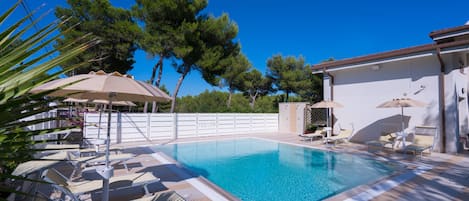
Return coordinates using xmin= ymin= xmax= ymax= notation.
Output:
xmin=145 ymin=136 xmax=434 ymax=201
xmin=150 ymin=151 xmax=230 ymax=201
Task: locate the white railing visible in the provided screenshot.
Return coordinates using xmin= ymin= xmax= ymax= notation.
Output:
xmin=83 ymin=113 xmax=279 ymax=143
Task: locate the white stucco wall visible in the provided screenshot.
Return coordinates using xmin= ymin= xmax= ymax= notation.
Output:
xmin=329 ymin=56 xmax=442 ymax=145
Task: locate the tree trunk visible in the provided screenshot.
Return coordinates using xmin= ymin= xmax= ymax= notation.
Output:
xmin=249 ymin=92 xmax=258 ymax=109
xmin=151 ymin=101 xmax=157 ymax=113
xmin=170 ymin=66 xmax=190 ymax=113
xmin=155 ymin=53 xmax=164 ymax=87
xmin=151 ymin=54 xmax=165 ymax=113
xmin=285 ymin=91 xmax=289 ymax=102
xmin=150 ymin=61 xmax=160 ymax=85
xmin=146 ymin=59 xmax=161 ymax=113
xmin=143 ymin=102 xmax=148 ymax=113
xmin=227 ymin=89 xmax=233 ymax=108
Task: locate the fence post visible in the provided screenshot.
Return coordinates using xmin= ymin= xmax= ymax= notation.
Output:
xmin=173 ymin=113 xmax=178 ymax=139
xmin=216 ymin=113 xmax=219 ymax=136
xmin=196 ymin=113 xmax=199 ymax=137
xmin=250 ymin=113 xmax=253 ymax=132
xmin=147 ymin=113 xmax=151 ymax=140
xmin=233 ymin=114 xmax=237 ymax=134
xmin=117 ymin=112 xmax=122 ymax=144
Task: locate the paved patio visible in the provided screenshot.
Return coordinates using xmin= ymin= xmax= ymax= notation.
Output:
xmin=38 ymin=132 xmax=469 ymax=200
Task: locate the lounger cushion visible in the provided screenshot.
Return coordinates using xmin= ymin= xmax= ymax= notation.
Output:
xmin=44 ymin=168 xmax=160 ymax=196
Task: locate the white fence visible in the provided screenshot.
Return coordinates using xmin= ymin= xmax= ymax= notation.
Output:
xmin=84 ymin=113 xmax=279 ymax=143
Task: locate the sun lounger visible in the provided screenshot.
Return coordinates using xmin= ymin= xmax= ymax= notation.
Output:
xmin=12 ymin=152 xmax=68 ymax=177
xmin=132 ymin=190 xmax=186 ymax=201
xmin=67 ymin=152 xmax=135 ymax=178
xmin=299 ymin=127 xmax=326 ymax=142
xmin=365 ymin=132 xmax=396 ymax=151
xmin=42 ymin=168 xmax=160 ymax=201
xmin=403 ymin=132 xmax=435 ymax=157
xmin=325 ymin=129 xmax=353 ymax=145
xmin=36 ymin=143 xmax=121 ymax=156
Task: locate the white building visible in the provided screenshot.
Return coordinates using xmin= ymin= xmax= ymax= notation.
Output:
xmin=312 ymin=23 xmax=469 ymax=153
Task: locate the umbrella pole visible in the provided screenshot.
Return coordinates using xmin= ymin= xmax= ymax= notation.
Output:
xmin=96 ymin=104 xmax=103 ymax=152
xmin=102 ymin=95 xmax=114 ymax=201
xmin=401 ymin=106 xmax=405 ymax=133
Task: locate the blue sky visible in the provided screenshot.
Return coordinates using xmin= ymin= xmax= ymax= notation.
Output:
xmin=5 ymin=0 xmax=469 ymax=96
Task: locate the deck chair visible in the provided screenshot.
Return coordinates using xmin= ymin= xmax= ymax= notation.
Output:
xmin=403 ymin=126 xmax=436 ymax=157
xmin=325 ymin=129 xmax=353 ymax=145
xmin=37 ymin=143 xmax=122 ymax=157
xmin=132 ymin=190 xmax=186 ymax=201
xmin=67 ymin=152 xmax=135 ymax=178
xmin=41 ymin=168 xmax=160 ymax=201
xmin=365 ymin=132 xmax=396 ymax=151
xmin=299 ymin=127 xmax=326 ymax=142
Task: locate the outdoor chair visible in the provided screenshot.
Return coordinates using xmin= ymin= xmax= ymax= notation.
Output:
xmin=365 ymin=132 xmax=396 ymax=151
xmin=66 ymin=151 xmax=135 ymax=178
xmin=131 ymin=190 xmax=186 ymax=201
xmin=325 ymin=128 xmax=353 ymax=145
xmin=299 ymin=127 xmax=326 ymax=142
xmin=403 ymin=132 xmax=435 ymax=158
xmin=41 ymin=168 xmax=160 ymax=201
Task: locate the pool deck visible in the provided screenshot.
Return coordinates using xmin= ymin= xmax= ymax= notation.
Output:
xmin=43 ymin=132 xmax=469 ymax=200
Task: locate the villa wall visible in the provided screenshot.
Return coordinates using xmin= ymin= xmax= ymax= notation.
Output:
xmin=327 ymin=56 xmax=442 ymax=145
xmin=83 ymin=113 xmax=279 ymax=143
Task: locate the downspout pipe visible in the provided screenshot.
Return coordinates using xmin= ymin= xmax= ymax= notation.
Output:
xmin=323 ymin=67 xmax=335 ymax=132
xmin=436 ymin=46 xmax=447 ymax=153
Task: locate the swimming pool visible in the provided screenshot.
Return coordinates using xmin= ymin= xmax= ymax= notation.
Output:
xmin=154 ymin=138 xmax=395 ymax=201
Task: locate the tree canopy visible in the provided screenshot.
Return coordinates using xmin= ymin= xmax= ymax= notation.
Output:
xmin=219 ymin=53 xmax=251 ymax=107
xmin=170 ymin=11 xmax=240 ymax=112
xmin=266 ymin=55 xmax=321 ymax=102
xmin=55 ymin=0 xmax=141 ymax=75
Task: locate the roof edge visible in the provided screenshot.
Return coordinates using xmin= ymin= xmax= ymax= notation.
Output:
xmin=312 ymin=39 xmax=469 ymax=71
xmin=429 ymin=24 xmax=469 ymax=39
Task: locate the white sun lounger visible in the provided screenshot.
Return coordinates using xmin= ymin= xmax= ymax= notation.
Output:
xmin=131 ymin=190 xmax=186 ymax=201
xmin=299 ymin=127 xmax=326 ymax=142
xmin=67 ymin=152 xmax=135 ymax=178
xmin=42 ymin=168 xmax=160 ymax=201
xmin=324 ymin=129 xmax=353 ymax=145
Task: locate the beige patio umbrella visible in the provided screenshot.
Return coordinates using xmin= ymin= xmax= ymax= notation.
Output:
xmin=31 ymin=70 xmax=171 ymax=201
xmin=63 ymin=97 xmax=136 ymax=145
xmin=64 ymin=97 xmax=137 ymax=106
xmin=377 ymin=98 xmax=427 ymax=134
xmin=310 ymin=100 xmax=343 ymax=138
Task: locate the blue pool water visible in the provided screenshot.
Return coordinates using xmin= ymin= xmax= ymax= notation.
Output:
xmin=155 ymin=138 xmax=395 ymax=201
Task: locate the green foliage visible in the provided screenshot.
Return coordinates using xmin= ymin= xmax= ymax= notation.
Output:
xmin=219 ymin=53 xmax=251 ymax=107
xmin=266 ymin=54 xmax=320 ymax=102
xmin=0 ymin=1 xmax=96 ymax=196
xmin=132 ymin=0 xmax=202 ymax=87
xmin=55 ymin=0 xmax=140 ymax=75
xmin=239 ymin=69 xmax=274 ymax=109
xmin=305 ymin=124 xmax=318 ymax=133
xmin=170 ymin=3 xmax=240 ymax=112
xmin=175 ymin=90 xmax=276 ymax=113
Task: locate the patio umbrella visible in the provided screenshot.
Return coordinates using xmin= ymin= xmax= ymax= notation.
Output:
xmin=64 ymin=97 xmax=137 ymax=106
xmin=376 ymin=98 xmax=427 ymax=134
xmin=31 ymin=70 xmax=171 ymax=201
xmin=310 ymin=100 xmax=343 ymax=138
xmin=63 ymin=97 xmax=136 ymax=152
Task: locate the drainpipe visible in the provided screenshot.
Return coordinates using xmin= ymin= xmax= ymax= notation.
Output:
xmin=323 ymin=67 xmax=335 ymax=132
xmin=436 ymin=46 xmax=447 ymax=153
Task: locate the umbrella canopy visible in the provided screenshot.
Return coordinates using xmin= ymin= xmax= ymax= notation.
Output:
xmin=310 ymin=100 xmax=343 ymax=138
xmin=32 ymin=70 xmax=171 ymax=102
xmin=310 ymin=100 xmax=344 ymax=108
xmin=64 ymin=97 xmax=137 ymax=106
xmin=377 ymin=98 xmax=427 ymax=108
xmin=31 ymin=70 xmax=171 ymax=201
xmin=377 ymin=97 xmax=427 ymax=134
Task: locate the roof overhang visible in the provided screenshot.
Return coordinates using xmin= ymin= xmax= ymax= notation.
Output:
xmin=312 ymin=39 xmax=469 ymax=74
